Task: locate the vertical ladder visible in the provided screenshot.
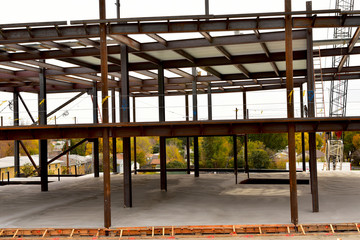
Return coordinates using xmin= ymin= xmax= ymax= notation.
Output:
xmin=314 ymin=48 xmax=326 ymax=117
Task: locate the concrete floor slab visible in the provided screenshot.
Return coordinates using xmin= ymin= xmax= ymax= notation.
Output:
xmin=1 ymin=172 xmax=360 ymax=228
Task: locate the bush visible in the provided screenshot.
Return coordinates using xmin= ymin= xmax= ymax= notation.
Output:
xmin=21 ymin=163 xmax=35 ymax=177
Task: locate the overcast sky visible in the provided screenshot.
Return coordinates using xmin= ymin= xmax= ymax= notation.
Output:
xmin=0 ymin=0 xmax=359 ymax=125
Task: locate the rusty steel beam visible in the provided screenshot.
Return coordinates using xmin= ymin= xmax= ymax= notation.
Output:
xmin=306 ymin=1 xmax=319 ymax=213
xmin=243 ymin=92 xmax=249 ymax=178
xmin=19 ymin=140 xmax=39 ymax=173
xmin=48 ymin=139 xmax=88 ymax=165
xmin=2 ymin=14 xmax=360 ymax=44
xmin=99 ymin=0 xmax=111 ymax=229
xmin=121 ymin=44 xmax=132 ymax=208
xmin=13 ymin=90 xmax=20 ymax=177
xmin=0 ymin=117 xmax=360 ymax=140
xmin=0 ymin=30 xmax=306 ymax=62
xmin=285 ymin=0 xmax=298 ymax=225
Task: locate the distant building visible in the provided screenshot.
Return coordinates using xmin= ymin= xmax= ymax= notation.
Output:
xmin=0 ymin=155 xmax=62 ymax=179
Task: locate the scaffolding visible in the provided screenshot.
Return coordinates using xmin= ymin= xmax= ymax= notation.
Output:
xmin=329 ymin=0 xmax=354 ymax=118
xmin=314 ymin=48 xmax=326 ymax=117
xmin=326 ymin=139 xmax=344 ymax=170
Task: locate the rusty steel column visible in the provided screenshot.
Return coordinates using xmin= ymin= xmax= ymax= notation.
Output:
xmin=92 ymin=82 xmax=100 ymax=178
xmin=133 ymin=96 xmax=137 ymax=175
xmin=13 ymin=90 xmax=20 ymax=177
xmin=243 ymin=92 xmax=249 ymax=178
xmin=112 ymin=88 xmax=117 ymax=174
xmin=233 ymin=135 xmax=238 ymax=184
xmin=185 ymin=94 xmax=191 ymax=174
xmin=192 ymin=67 xmax=199 ymax=178
xmin=99 ymin=0 xmax=111 ymax=228
xmin=158 ymin=65 xmax=167 ymax=191
xmin=285 ymin=0 xmax=299 ymax=225
xmin=121 ymin=44 xmax=132 ymax=208
xmin=300 ymin=84 xmax=306 ymax=171
xmin=306 ymin=1 xmax=319 ymax=213
xmin=38 ymin=62 xmax=48 ymax=192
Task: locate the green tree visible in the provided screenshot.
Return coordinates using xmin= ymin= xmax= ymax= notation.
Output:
xmin=200 ymin=136 xmax=232 ymax=168
xmin=246 ymin=133 xmax=287 ymax=152
xmin=238 ymin=140 xmax=271 ymax=169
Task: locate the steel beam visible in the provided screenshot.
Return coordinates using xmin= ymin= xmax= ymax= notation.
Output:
xmin=243 ymin=92 xmax=249 ymax=178
xmin=18 ymin=93 xmax=35 ymax=124
xmin=160 ymin=136 xmax=167 ymax=191
xmin=3 ymin=15 xmax=360 ymax=44
xmin=99 ymin=0 xmax=111 ymax=229
xmin=233 ymin=135 xmax=238 ymax=184
xmin=121 ymin=44 xmax=132 ymax=208
xmin=285 ymin=0 xmax=298 ymax=225
xmin=133 ymin=96 xmax=137 ymax=175
xmin=48 ymin=139 xmax=88 ymax=165
xmin=92 ymin=82 xmax=100 ymax=178
xmin=38 ymin=62 xmax=48 ymax=192
xmin=1 ymin=117 xmax=360 ymax=140
xmin=13 ymin=90 xmax=20 ymax=177
xmin=158 ymin=64 xmax=167 ymax=190
xmin=300 ymin=84 xmax=306 ymax=172
xmin=207 ymin=85 xmax=212 ymax=120
xmin=306 ymin=1 xmax=319 ymax=213
xmin=112 ymin=88 xmax=117 ymax=174
xmin=192 ymin=67 xmax=199 ymax=178
xmin=46 ymin=92 xmax=86 ymax=119
xmin=185 ymin=94 xmax=190 ymax=174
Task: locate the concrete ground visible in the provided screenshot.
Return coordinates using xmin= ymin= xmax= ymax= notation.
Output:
xmin=1 ymin=171 xmax=360 ymax=229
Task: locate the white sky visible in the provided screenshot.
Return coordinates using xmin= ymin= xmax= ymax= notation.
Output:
xmin=0 ymin=0 xmax=359 ymax=125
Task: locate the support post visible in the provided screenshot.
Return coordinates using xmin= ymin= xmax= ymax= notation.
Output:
xmin=300 ymin=84 xmax=306 ymax=171
xmin=112 ymin=88 xmax=117 ymax=174
xmin=121 ymin=44 xmax=132 ymax=208
xmin=306 ymin=1 xmax=319 ymax=213
xmin=92 ymin=82 xmax=100 ymax=178
xmin=13 ymin=90 xmax=20 ymax=177
xmin=38 ymin=62 xmax=48 ymax=192
xmin=133 ymin=96 xmax=137 ymax=174
xmin=185 ymin=94 xmax=190 ymax=174
xmin=192 ymin=67 xmax=199 ymax=178
xmin=233 ymin=135 xmax=238 ymax=184
xmin=243 ymin=92 xmax=249 ymax=178
xmin=285 ymin=0 xmax=298 ymax=225
xmin=207 ymin=84 xmax=212 ymax=120
xmin=99 ymin=0 xmax=111 ymax=228
xmin=158 ymin=65 xmax=167 ymax=191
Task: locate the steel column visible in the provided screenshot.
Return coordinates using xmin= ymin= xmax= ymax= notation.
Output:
xmin=38 ymin=62 xmax=48 ymax=192
xmin=99 ymin=0 xmax=111 ymax=228
xmin=192 ymin=67 xmax=199 ymax=177
xmin=233 ymin=135 xmax=238 ymax=184
xmin=185 ymin=94 xmax=191 ymax=174
xmin=306 ymin=1 xmax=319 ymax=213
xmin=13 ymin=90 xmax=20 ymax=177
xmin=300 ymin=84 xmax=306 ymax=171
xmin=158 ymin=65 xmax=167 ymax=190
xmin=112 ymin=88 xmax=117 ymax=173
xmin=92 ymin=82 xmax=100 ymax=178
xmin=243 ymin=92 xmax=249 ymax=178
xmin=133 ymin=96 xmax=137 ymax=174
xmin=121 ymin=44 xmax=132 ymax=208
xmin=285 ymin=0 xmax=298 ymax=225
xmin=208 ymin=84 xmax=212 ymax=120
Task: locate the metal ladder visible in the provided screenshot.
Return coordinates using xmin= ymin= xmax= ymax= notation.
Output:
xmin=314 ymin=47 xmax=326 ymax=117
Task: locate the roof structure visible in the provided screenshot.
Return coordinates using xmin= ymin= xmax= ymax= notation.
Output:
xmin=0 ymin=11 xmax=359 ymax=96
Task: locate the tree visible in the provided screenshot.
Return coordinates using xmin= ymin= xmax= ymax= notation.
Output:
xmin=166 ymin=144 xmax=184 ymax=163
xmin=246 ymin=133 xmax=287 ymax=152
xmin=238 ymin=140 xmax=271 ymax=169
xmin=133 ymin=137 xmax=153 ymax=166
xmin=200 ymin=136 xmax=232 ymax=168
